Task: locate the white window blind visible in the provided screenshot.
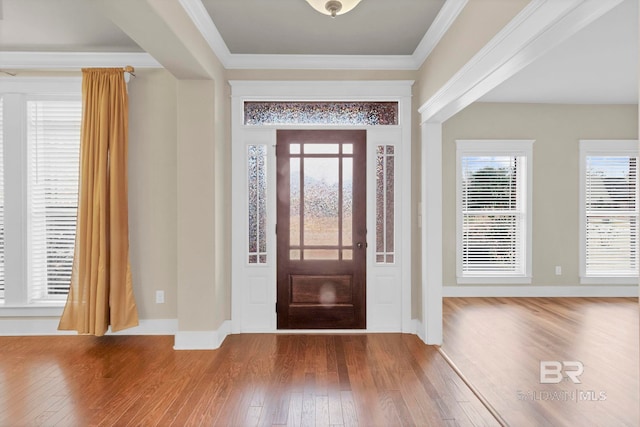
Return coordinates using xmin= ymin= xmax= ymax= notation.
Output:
xmin=0 ymin=98 xmax=4 ymax=299
xmin=27 ymin=99 xmax=81 ymax=300
xmin=456 ymin=140 xmax=533 ymax=284
xmin=461 ymin=156 xmax=526 ymax=275
xmin=584 ymin=154 xmax=638 ymax=277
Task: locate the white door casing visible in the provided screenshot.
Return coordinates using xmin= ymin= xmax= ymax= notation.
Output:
xmin=230 ymin=81 xmax=413 ymax=333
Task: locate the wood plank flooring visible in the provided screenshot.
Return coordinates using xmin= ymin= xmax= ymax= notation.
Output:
xmin=0 ymin=333 xmax=498 ymax=426
xmin=442 ymin=297 xmax=639 ymax=427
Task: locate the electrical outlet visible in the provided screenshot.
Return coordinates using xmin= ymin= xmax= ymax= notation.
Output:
xmin=155 ymin=290 xmax=165 ymax=304
xmin=555 ymin=266 xmax=562 ymax=276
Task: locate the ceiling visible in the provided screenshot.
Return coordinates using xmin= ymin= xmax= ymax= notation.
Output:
xmin=0 ymin=0 xmax=142 ymax=52
xmin=201 ymin=0 xmax=445 ymax=55
xmin=0 ymin=0 xmax=637 ymax=105
xmin=480 ymin=0 xmax=638 ymax=104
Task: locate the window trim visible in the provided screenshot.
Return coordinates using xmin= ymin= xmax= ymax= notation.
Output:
xmin=455 ymin=139 xmax=534 ymax=284
xmin=579 ymin=139 xmax=639 ymax=285
xmin=0 ymin=77 xmax=81 ymax=313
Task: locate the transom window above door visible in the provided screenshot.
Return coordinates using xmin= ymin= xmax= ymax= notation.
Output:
xmin=244 ymin=101 xmax=398 ymax=126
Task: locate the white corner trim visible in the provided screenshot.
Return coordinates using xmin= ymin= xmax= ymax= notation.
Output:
xmin=0 ymin=52 xmax=162 ymax=70
xmin=173 ymin=320 xmax=232 ymax=350
xmin=443 ymin=285 xmax=639 ymax=298
xmin=419 ymin=0 xmax=625 ymax=123
xmin=412 ymin=319 xmax=427 ymax=343
xmin=412 ymin=0 xmax=469 ymax=68
xmin=178 ymin=0 xmax=232 ymax=66
xmin=0 ymin=318 xmax=179 ymax=336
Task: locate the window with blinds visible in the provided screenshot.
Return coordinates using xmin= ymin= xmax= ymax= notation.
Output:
xmin=581 ymin=140 xmax=639 ymax=280
xmin=456 ymin=140 xmax=533 ymax=283
xmin=27 ymin=99 xmax=81 ymax=300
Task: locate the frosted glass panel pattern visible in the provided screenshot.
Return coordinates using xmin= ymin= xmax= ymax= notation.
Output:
xmin=304 ymin=158 xmax=339 ymax=246
xmin=245 ymin=102 xmax=398 ymax=126
xmin=342 ymin=158 xmax=353 ymax=247
xmin=287 ymin=137 xmax=357 ymax=261
xmin=248 ymin=145 xmax=267 ymax=264
xmin=376 ymin=145 xmax=395 ymax=264
xmin=290 ymin=158 xmax=301 ymax=246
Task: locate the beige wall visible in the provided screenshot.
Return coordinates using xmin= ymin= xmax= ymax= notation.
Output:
xmin=128 ymin=69 xmax=178 ymax=319
xmin=227 ymin=69 xmax=416 ymax=81
xmin=442 ymin=102 xmax=639 ymax=287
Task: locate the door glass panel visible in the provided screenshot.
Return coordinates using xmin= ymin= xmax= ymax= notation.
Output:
xmin=290 ymin=249 xmax=301 ymax=260
xmin=290 ymin=158 xmax=301 ymax=246
xmin=343 ymin=250 xmax=353 ymax=260
xmin=343 ymin=158 xmax=353 ymax=246
xmin=305 ymin=144 xmax=339 ymax=154
xmin=304 ymin=158 xmax=339 ymax=246
xmin=343 ymin=144 xmax=353 ymax=154
xmin=290 ymin=143 xmax=301 ymax=154
xmin=305 ymin=249 xmax=340 ymax=260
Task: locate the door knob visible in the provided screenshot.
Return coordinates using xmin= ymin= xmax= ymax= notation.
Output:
xmin=356 ymin=242 xmax=364 ymax=249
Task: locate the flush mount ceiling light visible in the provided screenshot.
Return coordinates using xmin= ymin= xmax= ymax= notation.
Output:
xmin=305 ymin=0 xmax=362 ymax=18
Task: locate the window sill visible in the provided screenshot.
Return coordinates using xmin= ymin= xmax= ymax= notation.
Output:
xmin=457 ymin=276 xmax=532 ymax=285
xmin=580 ymin=277 xmax=638 ymax=285
xmin=0 ymin=304 xmax=65 ymax=317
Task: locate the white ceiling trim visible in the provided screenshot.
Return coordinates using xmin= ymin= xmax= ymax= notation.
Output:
xmin=178 ymin=0 xmax=232 ymax=66
xmin=419 ymin=0 xmax=625 ymax=123
xmin=412 ymin=0 xmax=469 ymax=67
xmin=0 ymin=51 xmax=162 ymax=70
xmin=179 ymin=0 xmax=466 ymax=70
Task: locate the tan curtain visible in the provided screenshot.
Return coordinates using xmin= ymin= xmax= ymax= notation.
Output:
xmin=58 ymin=68 xmax=139 ymax=336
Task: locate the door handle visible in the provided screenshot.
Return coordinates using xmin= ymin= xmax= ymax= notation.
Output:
xmin=356 ymin=242 xmax=365 ymax=249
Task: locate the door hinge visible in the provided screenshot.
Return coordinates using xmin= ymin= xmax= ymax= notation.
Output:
xmin=275 ymin=302 xmax=278 ymax=313
xmin=275 ymin=223 xmax=278 ymax=234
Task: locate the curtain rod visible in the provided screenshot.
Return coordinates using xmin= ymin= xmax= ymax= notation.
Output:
xmin=124 ymin=65 xmax=135 ymax=78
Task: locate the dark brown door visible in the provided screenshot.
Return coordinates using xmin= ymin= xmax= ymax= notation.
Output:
xmin=277 ymin=130 xmax=366 ymax=329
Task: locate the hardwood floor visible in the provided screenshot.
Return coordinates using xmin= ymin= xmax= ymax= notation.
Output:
xmin=0 ymin=333 xmax=498 ymax=426
xmin=442 ymin=297 xmax=639 ymax=427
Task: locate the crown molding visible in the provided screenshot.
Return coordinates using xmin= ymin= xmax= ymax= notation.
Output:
xmin=0 ymin=51 xmax=162 ymax=70
xmin=412 ymin=0 xmax=468 ymax=68
xmin=178 ymin=0 xmax=464 ymax=71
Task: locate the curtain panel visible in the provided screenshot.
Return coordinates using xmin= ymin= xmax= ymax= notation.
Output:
xmin=59 ymin=68 xmax=138 ymax=336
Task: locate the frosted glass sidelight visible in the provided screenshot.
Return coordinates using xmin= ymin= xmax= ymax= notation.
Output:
xmin=376 ymin=145 xmax=395 ymax=264
xmin=248 ymin=145 xmax=267 ymax=264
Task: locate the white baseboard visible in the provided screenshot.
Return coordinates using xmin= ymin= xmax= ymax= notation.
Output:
xmin=443 ymin=285 xmax=639 ymax=298
xmin=173 ymin=320 xmax=232 ymax=350
xmin=0 ymin=318 xmax=179 ymax=336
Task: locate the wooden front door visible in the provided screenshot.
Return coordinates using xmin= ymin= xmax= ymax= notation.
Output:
xmin=276 ymin=130 xmax=366 ymax=329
